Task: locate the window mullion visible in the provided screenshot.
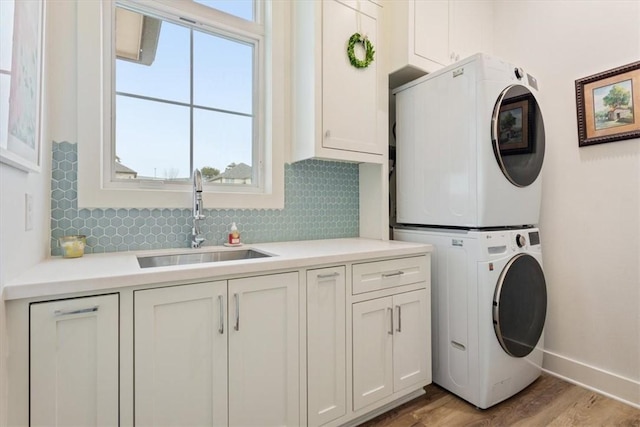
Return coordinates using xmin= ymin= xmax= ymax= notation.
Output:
xmin=116 ymin=91 xmax=251 ymax=118
xmin=189 ymin=28 xmax=195 ymax=179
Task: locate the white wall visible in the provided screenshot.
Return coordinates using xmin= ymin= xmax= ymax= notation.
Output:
xmin=0 ymin=3 xmax=76 ymax=426
xmin=493 ymin=0 xmax=640 ymax=406
xmin=0 ymin=162 xmax=50 ymax=426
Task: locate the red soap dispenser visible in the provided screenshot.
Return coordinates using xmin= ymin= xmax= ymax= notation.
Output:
xmin=228 ymin=222 xmax=241 ymax=245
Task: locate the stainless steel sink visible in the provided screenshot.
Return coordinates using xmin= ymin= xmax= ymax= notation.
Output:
xmin=137 ymin=249 xmax=272 ymax=268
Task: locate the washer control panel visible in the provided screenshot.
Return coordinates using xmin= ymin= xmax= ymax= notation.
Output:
xmin=514 ymin=67 xmax=525 ymax=80
xmin=479 ymin=228 xmax=541 ymax=256
xmin=510 ymin=230 xmax=542 ymax=253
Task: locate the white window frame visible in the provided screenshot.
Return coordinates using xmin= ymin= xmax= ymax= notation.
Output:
xmin=77 ymin=0 xmax=286 ymax=209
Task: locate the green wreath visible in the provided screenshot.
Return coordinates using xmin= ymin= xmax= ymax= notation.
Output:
xmin=347 ymin=33 xmax=375 ymax=69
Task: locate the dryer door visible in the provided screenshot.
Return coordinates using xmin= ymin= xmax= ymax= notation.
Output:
xmin=493 ymin=253 xmax=547 ymax=357
xmin=491 ymin=85 xmax=545 ymax=187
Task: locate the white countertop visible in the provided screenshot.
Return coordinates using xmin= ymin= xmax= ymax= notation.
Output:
xmin=3 ymin=238 xmax=432 ymax=300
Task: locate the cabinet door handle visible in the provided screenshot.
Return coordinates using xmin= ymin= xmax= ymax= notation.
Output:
xmin=54 ymin=306 xmax=99 ymax=316
xmin=325 ymin=130 xmax=331 ymax=138
xmin=234 ymin=293 xmax=240 ymax=331
xmin=218 ymin=295 xmax=224 ymax=334
xmin=388 ymin=307 xmax=394 ymax=335
xmin=382 ymin=271 xmax=404 ymax=278
xmin=317 ymin=272 xmax=339 ymax=279
xmin=396 ymin=305 xmax=402 ymax=332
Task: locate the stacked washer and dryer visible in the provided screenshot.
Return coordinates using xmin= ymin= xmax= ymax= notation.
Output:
xmin=392 ymin=53 xmax=548 ymax=409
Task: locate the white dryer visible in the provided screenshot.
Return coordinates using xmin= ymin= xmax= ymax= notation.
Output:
xmin=394 ymin=226 xmax=547 ymax=409
xmin=393 ymin=53 xmax=546 ymax=228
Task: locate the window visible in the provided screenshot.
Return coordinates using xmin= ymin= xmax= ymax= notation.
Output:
xmin=77 ymin=0 xmax=286 ymax=209
xmin=113 ymin=2 xmax=258 ymax=186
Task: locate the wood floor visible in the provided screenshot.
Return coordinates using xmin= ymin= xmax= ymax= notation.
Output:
xmin=360 ymin=374 xmax=640 ymax=426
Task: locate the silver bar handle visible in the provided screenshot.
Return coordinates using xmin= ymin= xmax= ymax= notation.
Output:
xmin=317 ymin=272 xmax=340 ymax=279
xmin=218 ymin=295 xmax=224 ymax=334
xmin=451 ymin=341 xmax=466 ymax=351
xmin=234 ymin=293 xmax=240 ymax=331
xmin=54 ymin=306 xmax=99 ymax=317
xmin=388 ymin=307 xmax=394 ymax=335
xmin=382 ymin=271 xmax=404 ymax=278
xmin=396 ymin=305 xmax=402 ymax=332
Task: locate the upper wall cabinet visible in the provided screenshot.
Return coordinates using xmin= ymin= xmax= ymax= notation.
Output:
xmin=291 ymin=0 xmax=385 ymax=164
xmin=448 ymin=1 xmax=494 ymax=62
xmin=387 ymin=0 xmax=494 ymax=88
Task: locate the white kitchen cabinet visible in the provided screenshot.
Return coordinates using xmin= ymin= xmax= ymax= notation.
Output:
xmin=30 ymin=294 xmax=119 ymax=427
xmin=387 ymin=0 xmax=448 ymax=87
xmin=449 ymin=1 xmax=494 ymax=63
xmin=306 ymin=266 xmax=347 ymax=426
xmin=352 ymin=277 xmax=430 ymax=412
xmin=134 ymin=272 xmax=299 ymax=427
xmin=352 ymin=295 xmax=394 ymax=409
xmin=353 ymin=289 xmax=429 ymax=411
xmin=292 ymin=0 xmax=384 ymax=163
xmin=352 ymin=255 xmax=428 ymax=294
xmin=392 ymin=289 xmax=431 ymax=392
xmin=7 ymin=240 xmax=432 ymax=427
xmin=134 ymin=281 xmax=228 ymax=426
xmin=228 ymin=272 xmax=300 ymax=426
xmin=387 ymin=0 xmax=493 ymax=87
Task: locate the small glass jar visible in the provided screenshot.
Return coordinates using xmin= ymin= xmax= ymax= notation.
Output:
xmin=59 ymin=235 xmax=87 ymax=258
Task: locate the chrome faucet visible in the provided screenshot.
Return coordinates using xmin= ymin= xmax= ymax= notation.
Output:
xmin=191 ymin=168 xmax=205 ymax=248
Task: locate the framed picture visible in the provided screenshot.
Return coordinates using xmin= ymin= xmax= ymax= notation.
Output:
xmin=575 ymin=61 xmax=640 ymax=147
xmin=498 ymin=93 xmax=534 ymax=155
xmin=0 ymin=0 xmax=45 ymax=173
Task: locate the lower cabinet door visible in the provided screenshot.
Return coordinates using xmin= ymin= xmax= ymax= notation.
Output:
xmin=134 ymin=281 xmax=228 ymax=427
xmin=352 ymin=296 xmax=394 ymax=411
xmin=352 ymin=288 xmax=431 ymax=411
xmin=228 ymin=272 xmax=300 ymax=427
xmin=307 ymin=266 xmax=346 ymax=426
xmin=392 ymin=289 xmax=430 ymax=392
xmin=30 ymin=294 xmax=119 ymax=427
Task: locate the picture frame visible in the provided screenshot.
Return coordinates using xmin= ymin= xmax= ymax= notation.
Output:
xmin=498 ymin=93 xmax=534 ymax=155
xmin=0 ymin=0 xmax=45 ymax=173
xmin=575 ymin=61 xmax=640 ymax=147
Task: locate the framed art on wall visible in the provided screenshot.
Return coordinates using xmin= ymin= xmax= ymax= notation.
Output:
xmin=575 ymin=61 xmax=640 ymax=147
xmin=0 ymin=0 xmax=45 ymax=173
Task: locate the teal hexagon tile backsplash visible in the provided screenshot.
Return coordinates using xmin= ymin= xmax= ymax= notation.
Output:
xmin=50 ymin=141 xmax=359 ymax=256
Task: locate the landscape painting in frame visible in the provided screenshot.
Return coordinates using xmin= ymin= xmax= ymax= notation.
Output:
xmin=0 ymin=0 xmax=45 ymax=172
xmin=575 ymin=61 xmax=640 ymax=147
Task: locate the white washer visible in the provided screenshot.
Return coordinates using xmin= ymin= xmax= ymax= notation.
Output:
xmin=393 ymin=53 xmax=546 ymax=228
xmin=394 ymin=226 xmax=547 ymax=409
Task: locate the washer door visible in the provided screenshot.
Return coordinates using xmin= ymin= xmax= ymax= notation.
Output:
xmin=491 ymin=85 xmax=545 ymax=187
xmin=493 ymin=253 xmax=547 ymax=357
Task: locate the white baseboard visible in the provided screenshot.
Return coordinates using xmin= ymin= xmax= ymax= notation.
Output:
xmin=543 ymin=349 xmax=640 ymax=409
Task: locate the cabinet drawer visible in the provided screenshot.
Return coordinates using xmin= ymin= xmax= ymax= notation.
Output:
xmin=352 ymin=255 xmax=429 ymax=294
